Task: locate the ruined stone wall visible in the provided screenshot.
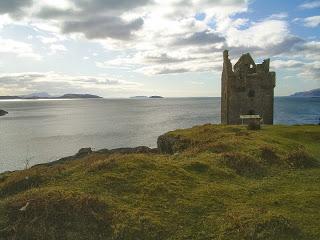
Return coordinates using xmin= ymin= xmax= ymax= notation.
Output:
xmin=221 ymin=50 xmax=276 ymax=125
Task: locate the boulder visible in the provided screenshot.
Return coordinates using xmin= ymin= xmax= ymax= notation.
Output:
xmin=75 ymin=148 xmax=93 ymax=158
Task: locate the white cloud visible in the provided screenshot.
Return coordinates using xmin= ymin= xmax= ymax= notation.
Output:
xmin=0 ymin=38 xmax=42 ymax=60
xmin=37 ymin=36 xmax=60 ymax=44
xmin=272 ymin=60 xmax=304 ymax=69
xmin=299 ymin=1 xmax=320 ymax=9
xmin=226 ymin=20 xmax=289 ymax=49
xmin=49 ymin=44 xmax=67 ymax=54
xmin=303 ymin=15 xmax=320 ymax=27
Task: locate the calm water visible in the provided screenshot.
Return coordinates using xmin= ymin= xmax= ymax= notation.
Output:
xmin=0 ymin=97 xmax=319 ymax=172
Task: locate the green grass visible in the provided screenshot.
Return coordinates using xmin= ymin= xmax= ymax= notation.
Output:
xmin=0 ymin=124 xmax=319 ymax=239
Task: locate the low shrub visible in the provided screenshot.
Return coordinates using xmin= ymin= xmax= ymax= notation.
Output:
xmin=185 ymin=162 xmax=210 ymax=173
xmin=250 ymin=216 xmax=303 ymax=240
xmin=221 ymin=213 xmax=303 ymax=240
xmin=221 ymin=152 xmax=265 ymax=177
xmin=207 ymin=142 xmax=231 ymax=153
xmin=285 ymin=147 xmax=318 ymax=169
xmin=0 ymin=174 xmax=44 ymax=197
xmin=260 ymin=146 xmax=280 ymax=165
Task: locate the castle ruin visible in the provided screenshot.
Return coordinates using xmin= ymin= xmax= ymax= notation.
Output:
xmin=221 ymin=50 xmax=276 ymax=125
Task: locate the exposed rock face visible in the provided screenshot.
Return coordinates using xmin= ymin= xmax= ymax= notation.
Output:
xmin=0 ymin=110 xmax=8 ymax=116
xmin=221 ymin=50 xmax=276 ymax=124
xmin=157 ymin=134 xmax=191 ymax=154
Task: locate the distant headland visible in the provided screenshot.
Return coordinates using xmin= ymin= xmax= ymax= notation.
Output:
xmin=290 ymin=88 xmax=320 ymax=97
xmin=0 ymin=92 xmax=102 ymax=100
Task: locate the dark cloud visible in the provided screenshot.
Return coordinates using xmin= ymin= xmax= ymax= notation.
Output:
xmin=62 ymin=16 xmax=144 ymax=40
xmin=36 ymin=0 xmax=153 ymax=19
xmin=36 ymin=7 xmax=75 ymax=19
xmin=75 ymin=0 xmax=153 ymax=13
xmin=0 ymin=0 xmax=33 ymax=17
xmin=174 ymin=30 xmax=225 ymax=46
xmin=266 ymin=36 xmax=304 ymax=56
xmin=34 ymin=0 xmax=153 ymax=40
xmin=222 ymin=36 xmax=304 ymax=60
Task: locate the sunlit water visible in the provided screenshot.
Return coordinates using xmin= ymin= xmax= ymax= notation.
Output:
xmin=0 ymin=97 xmax=319 ymax=172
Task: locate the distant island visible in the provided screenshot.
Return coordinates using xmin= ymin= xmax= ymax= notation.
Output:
xmin=290 ymin=88 xmax=320 ymax=97
xmin=130 ymin=95 xmax=164 ymax=99
xmin=149 ymin=96 xmax=164 ymax=98
xmin=0 ymin=109 xmax=8 ymax=116
xmin=130 ymin=96 xmax=148 ymax=99
xmin=0 ymin=92 xmax=102 ymax=100
xmin=58 ymin=94 xmax=102 ymax=99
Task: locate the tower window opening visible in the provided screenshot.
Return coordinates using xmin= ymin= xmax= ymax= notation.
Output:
xmin=248 ymin=89 xmax=255 ymax=98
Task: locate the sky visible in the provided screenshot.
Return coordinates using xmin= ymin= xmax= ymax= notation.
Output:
xmin=0 ymin=0 xmax=319 ymax=97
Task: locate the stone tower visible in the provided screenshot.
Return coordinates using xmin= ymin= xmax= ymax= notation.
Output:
xmin=221 ymin=50 xmax=276 ymax=124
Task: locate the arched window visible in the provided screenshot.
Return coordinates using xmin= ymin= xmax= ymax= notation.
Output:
xmin=248 ymin=89 xmax=255 ymax=98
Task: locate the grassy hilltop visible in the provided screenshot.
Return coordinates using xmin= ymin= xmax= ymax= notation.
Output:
xmin=0 ymin=124 xmax=320 ymax=239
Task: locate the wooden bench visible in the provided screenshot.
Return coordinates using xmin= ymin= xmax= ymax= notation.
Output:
xmin=240 ymin=115 xmax=262 ymax=129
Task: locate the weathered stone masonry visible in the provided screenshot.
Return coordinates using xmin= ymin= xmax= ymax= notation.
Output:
xmin=221 ymin=50 xmax=276 ymax=125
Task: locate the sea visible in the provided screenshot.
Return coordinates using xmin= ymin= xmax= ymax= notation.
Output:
xmin=0 ymin=97 xmax=319 ymax=172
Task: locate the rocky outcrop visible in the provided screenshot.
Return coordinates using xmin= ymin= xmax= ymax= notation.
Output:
xmin=157 ymin=134 xmax=191 ymax=154
xmin=33 ymin=146 xmax=158 ymax=168
xmin=0 ymin=110 xmax=8 ymax=116
xmin=97 ymin=146 xmax=158 ymax=155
